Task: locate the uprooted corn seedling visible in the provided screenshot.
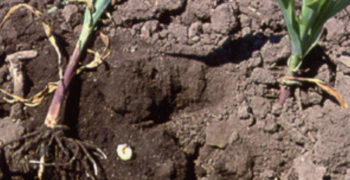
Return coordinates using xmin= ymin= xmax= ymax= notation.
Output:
xmin=278 ymin=0 xmax=350 ymax=108
xmin=0 ymin=0 xmax=110 ymax=178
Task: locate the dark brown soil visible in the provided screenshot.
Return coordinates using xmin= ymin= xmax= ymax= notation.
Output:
xmin=1 ymin=0 xmax=350 ymax=179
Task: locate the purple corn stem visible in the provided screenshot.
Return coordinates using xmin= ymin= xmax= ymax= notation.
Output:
xmin=45 ymin=43 xmax=81 ymax=128
xmin=44 ymin=0 xmax=110 ymax=128
xmin=279 ymin=85 xmax=290 ymax=105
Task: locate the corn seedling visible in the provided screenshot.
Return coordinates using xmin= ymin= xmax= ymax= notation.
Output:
xmin=45 ymin=0 xmax=111 ymax=128
xmin=0 ymin=0 xmax=110 ymax=178
xmin=278 ymin=0 xmax=350 ymax=108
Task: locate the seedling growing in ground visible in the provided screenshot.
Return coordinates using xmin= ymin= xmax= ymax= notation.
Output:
xmin=45 ymin=0 xmax=110 ymax=128
xmin=0 ymin=0 xmax=110 ymax=178
xmin=278 ymin=0 xmax=350 ymax=108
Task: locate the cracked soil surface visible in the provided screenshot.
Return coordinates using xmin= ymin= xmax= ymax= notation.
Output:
xmin=1 ymin=0 xmax=350 ymax=179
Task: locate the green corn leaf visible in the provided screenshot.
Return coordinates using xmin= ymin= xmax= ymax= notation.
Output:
xmin=300 ymin=0 xmax=350 ymax=57
xmin=299 ymin=0 xmax=325 ymax=56
xmin=278 ymin=0 xmax=302 ymax=57
xmin=279 ymin=0 xmax=350 ymax=73
xmin=78 ymin=0 xmax=110 ymax=51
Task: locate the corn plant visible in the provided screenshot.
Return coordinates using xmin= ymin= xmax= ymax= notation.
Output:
xmin=278 ymin=0 xmax=350 ymax=108
xmin=0 ymin=0 xmax=110 ymax=178
xmin=45 ymin=0 xmax=110 ymax=128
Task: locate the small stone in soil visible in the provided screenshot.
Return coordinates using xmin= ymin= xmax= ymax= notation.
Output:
xmin=237 ymin=103 xmax=250 ymax=120
xmin=205 ymin=121 xmax=232 ymax=149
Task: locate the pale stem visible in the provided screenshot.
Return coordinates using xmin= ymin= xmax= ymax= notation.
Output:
xmin=44 ymin=43 xmax=81 ymax=128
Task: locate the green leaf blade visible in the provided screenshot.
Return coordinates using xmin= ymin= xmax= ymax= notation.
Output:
xmin=279 ymin=0 xmax=350 ymax=74
xmin=278 ymin=0 xmax=302 ymax=57
xmin=300 ymin=0 xmax=350 ymax=57
xmin=78 ymin=0 xmax=111 ymax=50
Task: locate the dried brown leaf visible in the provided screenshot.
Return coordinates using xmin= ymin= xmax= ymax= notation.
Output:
xmin=99 ymin=32 xmax=109 ymax=50
xmin=284 ymin=76 xmax=348 ymax=109
xmin=76 ymin=49 xmax=103 ymax=74
xmin=313 ymin=80 xmax=348 ymax=109
xmin=76 ymin=33 xmax=110 ymax=74
xmin=0 ymin=82 xmax=57 ymax=107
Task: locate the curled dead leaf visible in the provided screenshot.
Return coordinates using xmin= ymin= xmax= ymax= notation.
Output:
xmin=282 ymin=76 xmax=348 ymax=109
xmin=76 ymin=32 xmax=110 ymax=74
xmin=0 ymin=82 xmax=58 ymax=107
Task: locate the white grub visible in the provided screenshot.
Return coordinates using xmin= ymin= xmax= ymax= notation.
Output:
xmin=116 ymin=143 xmax=132 ymax=161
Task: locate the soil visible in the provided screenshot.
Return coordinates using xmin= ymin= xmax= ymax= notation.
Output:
xmin=0 ymin=0 xmax=350 ymax=179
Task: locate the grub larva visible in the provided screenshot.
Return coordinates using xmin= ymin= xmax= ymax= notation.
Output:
xmin=117 ymin=143 xmax=132 ymax=161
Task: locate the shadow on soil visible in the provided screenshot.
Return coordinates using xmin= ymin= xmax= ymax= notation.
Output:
xmin=164 ymin=33 xmax=285 ymax=67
